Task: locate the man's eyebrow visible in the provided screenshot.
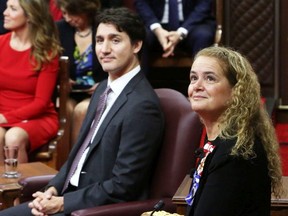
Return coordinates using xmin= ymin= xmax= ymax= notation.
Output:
xmin=96 ymin=33 xmax=121 ymax=38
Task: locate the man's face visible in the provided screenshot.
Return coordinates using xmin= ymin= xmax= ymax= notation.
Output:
xmin=95 ymin=23 xmax=142 ymax=80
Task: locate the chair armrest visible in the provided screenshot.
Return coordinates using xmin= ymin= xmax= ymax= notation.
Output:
xmin=18 ymin=174 xmax=55 ymax=203
xmin=71 ymin=198 xmax=176 ymax=216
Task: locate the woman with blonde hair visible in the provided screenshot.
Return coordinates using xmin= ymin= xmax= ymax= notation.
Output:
xmin=186 ymin=46 xmax=282 ymax=216
xmin=0 ymin=0 xmax=62 ymax=163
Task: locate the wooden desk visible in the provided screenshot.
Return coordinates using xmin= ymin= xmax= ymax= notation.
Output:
xmin=0 ymin=162 xmax=57 ymax=210
xmin=172 ymin=175 xmax=191 ymax=215
xmin=271 ymin=177 xmax=288 ymax=216
xmin=172 ymin=175 xmax=288 ymax=216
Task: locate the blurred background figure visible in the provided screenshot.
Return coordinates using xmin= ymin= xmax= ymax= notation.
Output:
xmin=1 ymin=0 xmax=63 ymax=35
xmin=0 ymin=0 xmax=62 ymax=163
xmin=134 ymin=0 xmax=216 ymax=74
xmin=54 ymin=0 xmax=107 ymax=145
xmin=100 ymin=0 xmax=123 ymax=9
xmin=135 ymin=0 xmax=216 ymax=58
xmin=49 ymin=0 xmax=62 ymax=21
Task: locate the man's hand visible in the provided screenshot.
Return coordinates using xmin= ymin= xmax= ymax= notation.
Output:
xmin=153 ymin=27 xmax=171 ymax=52
xmin=28 ymin=187 xmax=63 ymax=216
xmin=167 ymin=31 xmax=182 ymax=45
xmin=30 ymin=196 xmax=64 ymax=216
xmin=154 ymin=28 xmax=183 ymax=58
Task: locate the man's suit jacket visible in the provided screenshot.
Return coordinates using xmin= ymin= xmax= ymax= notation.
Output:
xmin=134 ymin=0 xmax=215 ymax=32
xmin=186 ymin=137 xmax=271 ymax=216
xmin=47 ymin=71 xmax=165 ymax=214
xmin=56 ymin=20 xmax=107 ymax=82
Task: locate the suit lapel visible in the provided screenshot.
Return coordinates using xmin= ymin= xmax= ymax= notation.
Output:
xmin=86 ymin=72 xmax=144 ymax=154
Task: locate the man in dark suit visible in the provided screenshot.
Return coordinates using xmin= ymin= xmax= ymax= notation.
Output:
xmin=0 ymin=7 xmax=164 ymax=216
xmin=134 ymin=0 xmax=216 ymax=58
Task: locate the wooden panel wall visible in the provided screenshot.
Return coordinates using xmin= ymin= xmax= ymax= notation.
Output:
xmin=223 ymin=0 xmax=288 ymax=122
xmin=279 ymin=0 xmax=288 ymax=106
xmin=223 ymin=0 xmax=278 ymax=97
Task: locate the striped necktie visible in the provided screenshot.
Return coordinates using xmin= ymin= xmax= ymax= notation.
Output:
xmin=62 ymin=86 xmax=112 ymax=193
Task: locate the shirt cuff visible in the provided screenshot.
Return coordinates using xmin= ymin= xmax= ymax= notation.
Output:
xmin=150 ymin=23 xmax=162 ymax=31
xmin=177 ymin=27 xmax=188 ymax=37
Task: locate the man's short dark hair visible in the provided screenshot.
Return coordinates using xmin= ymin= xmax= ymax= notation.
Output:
xmin=95 ymin=7 xmax=146 ymax=44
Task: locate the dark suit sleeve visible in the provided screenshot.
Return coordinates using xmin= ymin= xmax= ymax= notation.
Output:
xmin=181 ymin=0 xmax=215 ymax=32
xmin=134 ymin=0 xmax=163 ymax=27
xmin=46 ymin=160 xmax=69 ymax=193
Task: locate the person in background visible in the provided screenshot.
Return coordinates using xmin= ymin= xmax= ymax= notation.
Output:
xmin=134 ymin=0 xmax=216 ymax=69
xmin=1 ymin=0 xmax=61 ymax=35
xmin=100 ymin=0 xmax=123 ymax=9
xmin=0 ymin=0 xmax=62 ymax=163
xmin=0 ymin=7 xmax=164 ymax=215
xmin=49 ymin=0 xmax=62 ymax=21
xmin=55 ymin=0 xmax=107 ymax=145
xmin=0 ymin=0 xmax=8 ymax=34
xmin=185 ymin=46 xmax=282 ymax=216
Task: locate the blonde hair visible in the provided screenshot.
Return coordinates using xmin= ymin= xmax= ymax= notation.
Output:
xmin=194 ymin=46 xmax=283 ymax=197
xmin=19 ymin=0 xmax=62 ymax=71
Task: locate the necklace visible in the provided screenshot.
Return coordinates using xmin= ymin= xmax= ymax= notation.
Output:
xmin=76 ymin=29 xmax=92 ymax=38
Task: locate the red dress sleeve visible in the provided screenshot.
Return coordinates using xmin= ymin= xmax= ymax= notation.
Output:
xmin=3 ymin=57 xmax=59 ymax=123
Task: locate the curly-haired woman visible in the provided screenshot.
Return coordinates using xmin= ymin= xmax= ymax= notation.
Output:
xmin=186 ymin=46 xmax=282 ymax=216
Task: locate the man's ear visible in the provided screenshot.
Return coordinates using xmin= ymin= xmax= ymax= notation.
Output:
xmin=133 ymin=40 xmax=143 ymax=54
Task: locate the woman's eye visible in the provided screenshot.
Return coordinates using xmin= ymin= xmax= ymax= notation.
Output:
xmin=190 ymin=75 xmax=198 ymax=83
xmin=206 ymin=76 xmax=216 ymax=82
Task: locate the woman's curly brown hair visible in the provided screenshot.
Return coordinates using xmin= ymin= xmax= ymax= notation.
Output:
xmin=195 ymin=46 xmax=283 ymax=198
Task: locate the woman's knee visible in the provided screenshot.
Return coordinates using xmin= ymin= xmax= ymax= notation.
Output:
xmin=73 ymin=99 xmax=90 ymax=118
xmin=5 ymin=127 xmax=29 ymax=148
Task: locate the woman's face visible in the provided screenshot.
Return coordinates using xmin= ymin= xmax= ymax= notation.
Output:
xmin=188 ymin=56 xmax=232 ymax=120
xmin=3 ymin=0 xmax=28 ymax=31
xmin=61 ymin=7 xmax=88 ymax=29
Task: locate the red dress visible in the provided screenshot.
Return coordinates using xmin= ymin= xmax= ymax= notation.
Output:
xmin=0 ymin=33 xmax=59 ymax=151
xmin=49 ymin=0 xmax=62 ymax=21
